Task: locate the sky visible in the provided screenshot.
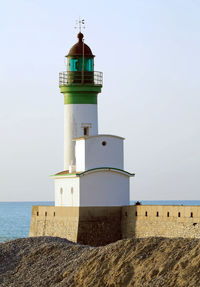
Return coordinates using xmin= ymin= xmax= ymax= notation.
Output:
xmin=0 ymin=0 xmax=200 ymax=201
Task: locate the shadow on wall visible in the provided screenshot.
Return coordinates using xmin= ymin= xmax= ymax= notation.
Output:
xmin=76 ymin=206 xmax=125 ymax=246
xmin=76 ymin=205 xmax=138 ymax=246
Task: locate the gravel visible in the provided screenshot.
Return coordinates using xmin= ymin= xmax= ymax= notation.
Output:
xmin=1 ymin=236 xmax=200 ymax=286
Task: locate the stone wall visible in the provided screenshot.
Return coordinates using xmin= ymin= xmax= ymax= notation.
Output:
xmin=30 ymin=206 xmax=79 ymax=243
xmin=122 ymin=205 xmax=200 ymax=239
xmin=30 ymin=205 xmax=200 ymax=246
xmin=30 ymin=206 xmax=121 ymax=246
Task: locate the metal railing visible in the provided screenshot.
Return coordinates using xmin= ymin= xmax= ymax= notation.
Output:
xmin=59 ymin=71 xmax=103 ymax=86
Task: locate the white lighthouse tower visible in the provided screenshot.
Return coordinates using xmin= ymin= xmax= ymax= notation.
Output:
xmin=60 ymin=32 xmax=101 ymax=172
xmin=52 ymin=31 xmax=134 ymax=207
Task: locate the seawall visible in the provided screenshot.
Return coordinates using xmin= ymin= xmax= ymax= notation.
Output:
xmin=30 ymin=205 xmax=200 ymax=246
xmin=30 ymin=205 xmax=121 ymax=246
xmin=122 ymin=205 xmax=200 ymax=239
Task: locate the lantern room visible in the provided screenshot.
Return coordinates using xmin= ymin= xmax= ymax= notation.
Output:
xmin=65 ymin=32 xmax=94 ymax=84
xmin=67 ymin=32 xmax=94 ymax=72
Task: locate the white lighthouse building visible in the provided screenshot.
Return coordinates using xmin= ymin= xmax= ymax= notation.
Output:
xmin=52 ymin=32 xmax=134 ymax=207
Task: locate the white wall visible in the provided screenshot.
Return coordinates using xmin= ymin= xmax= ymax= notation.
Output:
xmin=79 ymin=170 xmax=129 ymax=206
xmin=64 ymin=104 xmax=98 ymax=171
xmin=75 ymin=135 xmax=124 ymax=172
xmin=54 ymin=177 xmax=80 ymax=206
xmin=75 ymin=139 xmax=85 ymax=172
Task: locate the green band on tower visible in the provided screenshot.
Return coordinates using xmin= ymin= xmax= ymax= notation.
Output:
xmin=64 ymin=94 xmax=97 ymax=104
xmin=60 ymin=85 xmax=102 ymax=105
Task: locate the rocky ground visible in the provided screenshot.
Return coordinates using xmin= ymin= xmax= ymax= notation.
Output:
xmin=1 ymin=236 xmax=200 ymax=286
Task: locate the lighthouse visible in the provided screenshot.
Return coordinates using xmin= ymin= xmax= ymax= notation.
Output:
xmin=30 ymin=29 xmax=134 ymax=246
xmin=52 ymin=32 xmax=134 ymax=207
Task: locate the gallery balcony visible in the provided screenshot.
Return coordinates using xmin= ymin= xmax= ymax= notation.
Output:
xmin=59 ymin=71 xmax=103 ymax=86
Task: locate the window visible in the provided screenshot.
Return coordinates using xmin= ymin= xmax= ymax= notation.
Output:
xmin=87 ymin=58 xmax=94 ymax=71
xmin=145 ymin=211 xmax=148 ymax=217
xmin=156 ymin=211 xmax=159 ymax=217
xmin=70 ymin=58 xmax=79 ymax=71
xmin=45 ymin=212 xmax=47 ymax=216
xmin=37 ymin=212 xmax=39 ymax=216
xmin=191 ymin=212 xmax=193 ymax=218
xmin=83 ymin=127 xmax=89 ymax=136
xmin=178 ymin=212 xmax=181 ymax=217
xmin=167 ymin=212 xmax=170 ymax=217
xmin=135 ymin=211 xmax=137 ymax=217
xmin=54 ymin=212 xmax=56 ymax=217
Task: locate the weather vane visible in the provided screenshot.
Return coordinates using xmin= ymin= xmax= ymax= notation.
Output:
xmin=75 ymin=17 xmax=85 ymax=33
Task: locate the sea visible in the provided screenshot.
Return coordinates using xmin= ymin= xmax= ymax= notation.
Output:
xmin=1 ymin=200 xmax=200 ymax=243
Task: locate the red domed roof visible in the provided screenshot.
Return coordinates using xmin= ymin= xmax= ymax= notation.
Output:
xmin=66 ymin=33 xmax=95 ymax=58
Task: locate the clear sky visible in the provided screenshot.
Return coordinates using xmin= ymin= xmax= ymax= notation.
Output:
xmin=0 ymin=0 xmax=200 ymax=201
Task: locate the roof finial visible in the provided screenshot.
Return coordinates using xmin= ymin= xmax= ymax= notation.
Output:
xmin=74 ymin=17 xmax=85 ymax=33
